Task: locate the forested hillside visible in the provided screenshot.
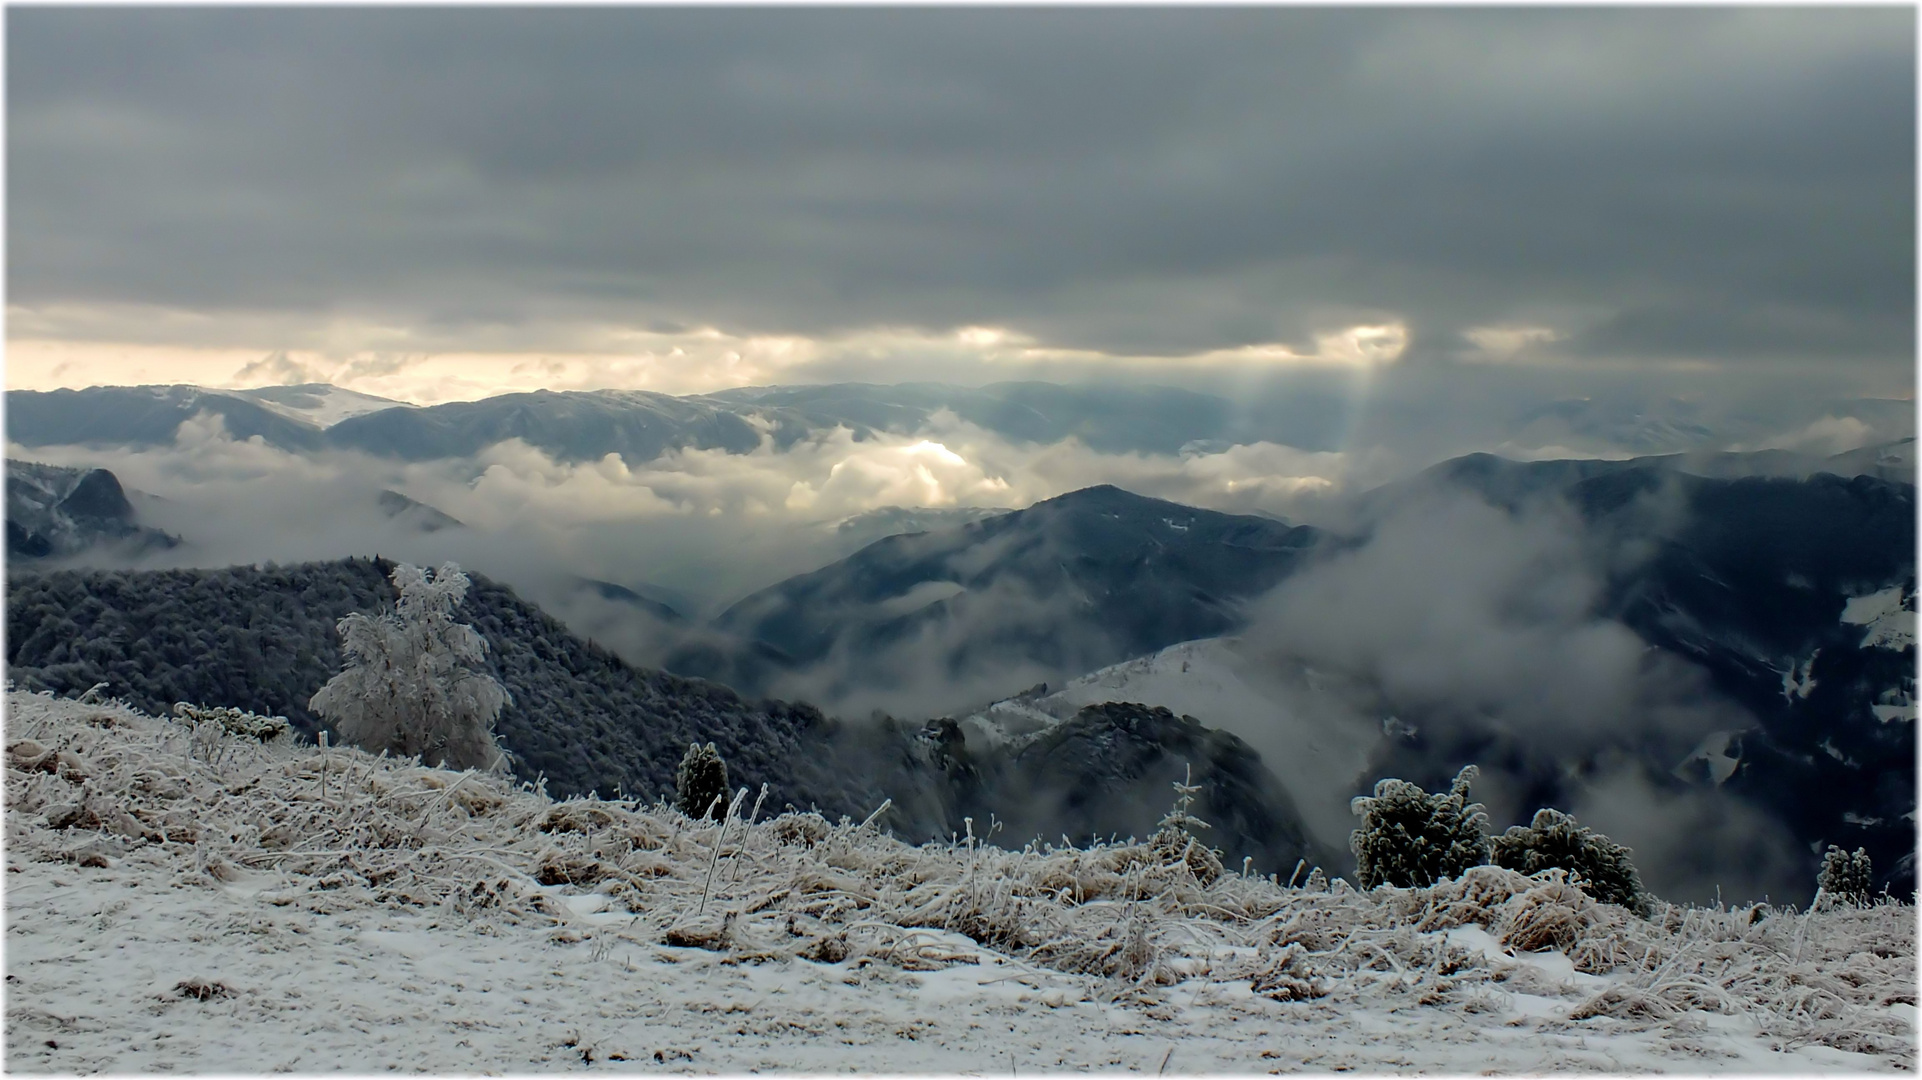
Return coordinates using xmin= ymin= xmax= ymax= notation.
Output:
xmin=5 ymin=557 xmax=1331 ymax=872
xmin=4 ymin=557 xmax=872 ymax=814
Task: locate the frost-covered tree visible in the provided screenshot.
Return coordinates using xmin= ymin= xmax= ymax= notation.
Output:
xmin=1818 ymin=845 xmax=1874 ymax=908
xmin=677 ymin=742 xmax=729 ymax=820
xmin=1350 ymin=765 xmax=1489 ymax=889
xmin=1491 ymin=807 xmax=1653 ymax=916
xmin=309 ymin=562 xmax=509 ymax=773
xmin=1149 ymin=764 xmax=1223 ymax=886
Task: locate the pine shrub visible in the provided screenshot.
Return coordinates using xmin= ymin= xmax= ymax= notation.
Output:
xmin=1491 ymin=807 xmax=1653 ymax=917
xmin=1350 ymin=765 xmax=1489 ymax=889
xmin=677 ymin=742 xmax=729 ymax=820
xmin=1818 ymin=845 xmax=1873 ymax=908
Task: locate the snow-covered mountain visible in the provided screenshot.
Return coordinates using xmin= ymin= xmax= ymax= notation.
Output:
xmin=5 ymin=460 xmax=177 ymax=561
xmin=226 ymin=383 xmax=414 ymax=428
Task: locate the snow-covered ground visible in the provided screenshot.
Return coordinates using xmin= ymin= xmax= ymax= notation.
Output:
xmin=6 ymin=690 xmax=1914 ymax=1073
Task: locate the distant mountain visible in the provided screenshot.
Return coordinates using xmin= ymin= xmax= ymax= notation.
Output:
xmin=701 ymin=380 xmax=1323 ymax=455
xmin=830 ymin=505 xmax=1012 ymax=548
xmin=11 ymin=382 xmax=1911 ymax=484
xmin=1354 ymin=440 xmax=1917 ymax=522
xmin=5 ymin=380 xmax=1333 ymax=464
xmin=228 ymin=383 xmax=414 ymax=428
xmin=573 ymin=577 xmax=689 ymax=625
xmin=6 ymin=385 xmax=331 ymax=451
xmin=5 ymin=460 xmax=177 ymax=561
xmin=376 ymin=489 xmax=463 ymax=533
xmin=1496 ymin=396 xmax=1915 ymax=461
xmin=667 ymin=484 xmax=1323 ymax=712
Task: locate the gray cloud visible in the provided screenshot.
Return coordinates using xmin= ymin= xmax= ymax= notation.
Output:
xmin=1226 ymin=485 xmax=1788 ymax=903
xmin=9 ymin=8 xmax=1912 ymax=376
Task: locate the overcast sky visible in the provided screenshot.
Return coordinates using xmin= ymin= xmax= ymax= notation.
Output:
xmin=7 ymin=7 xmax=1915 ymax=403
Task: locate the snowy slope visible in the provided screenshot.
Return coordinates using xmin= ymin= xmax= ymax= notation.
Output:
xmin=965 ymin=638 xmax=1382 ymax=853
xmin=227 ymin=384 xmax=414 ymax=428
xmin=8 ymin=690 xmax=1911 ymax=1073
xmin=1844 ymin=584 xmax=1918 ymax=652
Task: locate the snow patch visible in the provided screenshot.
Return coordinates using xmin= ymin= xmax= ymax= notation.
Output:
xmin=227 ymin=384 xmax=415 ymax=428
xmin=1842 ymin=585 xmax=1917 ymax=650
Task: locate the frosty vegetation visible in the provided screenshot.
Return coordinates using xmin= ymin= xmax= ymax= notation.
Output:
xmin=6 ymin=689 xmax=1914 ymax=1068
xmin=676 ymin=742 xmax=729 ymax=821
xmin=1350 ymin=766 xmax=1490 ymax=890
xmin=1354 ymin=767 xmax=1654 ymax=920
xmin=1493 ymin=808 xmax=1653 ymax=918
xmin=1820 ymin=845 xmax=1876 ymax=910
xmin=309 ymin=562 xmax=510 ymax=774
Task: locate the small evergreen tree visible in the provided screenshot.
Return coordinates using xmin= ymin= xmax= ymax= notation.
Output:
xmin=677 ymin=742 xmax=729 ymax=820
xmin=1350 ymin=765 xmax=1489 ymax=889
xmin=1491 ymin=807 xmax=1653 ymax=916
xmin=1149 ymin=764 xmax=1223 ymax=885
xmin=1818 ymin=845 xmax=1873 ymax=908
xmin=309 ymin=562 xmax=509 ymax=773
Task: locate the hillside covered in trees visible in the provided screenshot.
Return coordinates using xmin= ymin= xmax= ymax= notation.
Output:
xmin=4 ymin=557 xmax=875 ymax=815
xmin=5 ymin=558 xmax=1331 ymax=874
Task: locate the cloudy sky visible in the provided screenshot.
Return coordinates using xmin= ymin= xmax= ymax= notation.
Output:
xmin=7 ymin=7 xmax=1915 ymax=404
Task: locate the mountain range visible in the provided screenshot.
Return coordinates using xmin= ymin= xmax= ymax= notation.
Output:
xmin=5 ymin=381 xmax=1328 ymax=462
xmin=665 ymin=484 xmax=1323 ymax=712
xmin=4 ymin=378 xmax=1915 ymax=901
xmin=12 ymin=381 xmax=1912 ymax=467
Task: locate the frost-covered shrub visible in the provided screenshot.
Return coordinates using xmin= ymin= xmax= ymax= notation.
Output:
xmin=1350 ymin=765 xmax=1489 ymax=889
xmin=1818 ymin=845 xmax=1874 ymax=908
xmin=1491 ymin=807 xmax=1652 ymax=917
xmin=173 ymin=702 xmax=291 ymax=742
xmin=308 ymin=562 xmax=510 ymax=773
xmin=677 ymin=742 xmax=729 ymax=820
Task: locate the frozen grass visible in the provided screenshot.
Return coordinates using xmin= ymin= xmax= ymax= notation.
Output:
xmin=6 ymin=689 xmax=1916 ymax=1072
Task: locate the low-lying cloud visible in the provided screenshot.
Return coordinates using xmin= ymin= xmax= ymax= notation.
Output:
xmin=10 ymin=407 xmax=1352 ymax=612
xmin=1215 ymin=485 xmax=1783 ymax=904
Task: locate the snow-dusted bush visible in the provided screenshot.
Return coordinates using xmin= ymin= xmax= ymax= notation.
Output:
xmin=308 ymin=562 xmax=509 ymax=773
xmin=173 ymin=702 xmax=291 ymax=742
xmin=1350 ymin=765 xmax=1489 ymax=889
xmin=1819 ymin=845 xmax=1874 ymax=908
xmin=1491 ymin=807 xmax=1652 ymax=916
xmin=677 ymin=742 xmax=729 ymax=820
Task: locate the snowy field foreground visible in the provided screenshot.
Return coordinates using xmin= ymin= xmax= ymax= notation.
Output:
xmin=4 ymin=691 xmax=1915 ymax=1073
